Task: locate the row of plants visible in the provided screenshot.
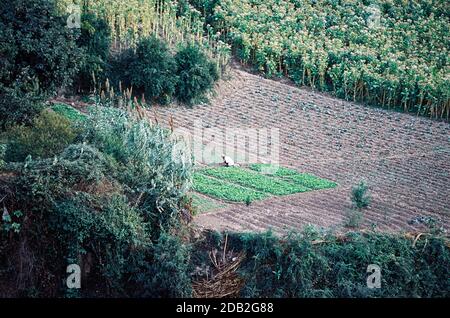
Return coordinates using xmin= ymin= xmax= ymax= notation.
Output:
xmin=210 ymin=0 xmax=450 ymax=118
xmin=193 ymin=173 xmax=269 ymax=202
xmin=249 ymin=164 xmax=338 ymax=190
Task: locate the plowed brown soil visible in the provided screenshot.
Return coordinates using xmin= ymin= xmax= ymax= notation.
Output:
xmin=153 ymin=68 xmax=450 ymax=235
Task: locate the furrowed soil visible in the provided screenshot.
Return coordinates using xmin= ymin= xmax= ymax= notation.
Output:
xmin=153 ymin=67 xmax=450 ymax=235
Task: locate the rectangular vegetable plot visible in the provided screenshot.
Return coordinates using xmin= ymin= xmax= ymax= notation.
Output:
xmin=199 ymin=167 xmax=310 ymax=195
xmin=193 ymin=165 xmax=337 ymax=203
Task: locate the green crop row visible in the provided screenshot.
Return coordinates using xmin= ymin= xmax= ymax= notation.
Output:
xmin=287 ymin=173 xmax=337 ymax=190
xmin=192 ymin=173 xmax=269 ymax=202
xmin=51 ymin=103 xmax=86 ymax=122
xmin=249 ymin=163 xmax=299 ymax=176
xmin=249 ymin=164 xmax=337 ymax=190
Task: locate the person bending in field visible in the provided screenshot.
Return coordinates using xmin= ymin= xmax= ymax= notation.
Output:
xmin=222 ymin=154 xmax=239 ymax=167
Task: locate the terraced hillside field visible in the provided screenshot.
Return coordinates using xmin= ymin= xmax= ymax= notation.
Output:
xmin=153 ymin=67 xmax=450 ymax=235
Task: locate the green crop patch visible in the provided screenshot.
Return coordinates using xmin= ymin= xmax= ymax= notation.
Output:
xmin=199 ymin=167 xmax=310 ymax=195
xmin=193 ymin=165 xmax=337 ymax=203
xmin=51 ymin=103 xmax=86 ymax=122
xmin=249 ymin=164 xmax=299 ymax=176
xmin=250 ymin=164 xmax=337 ymax=189
xmin=287 ymin=173 xmax=337 ymax=190
xmin=192 ymin=173 xmax=269 ymax=202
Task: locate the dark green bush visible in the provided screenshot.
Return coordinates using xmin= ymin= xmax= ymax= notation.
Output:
xmin=137 ymin=232 xmax=192 ymax=298
xmin=0 ymin=84 xmax=45 ymax=129
xmin=0 ymin=144 xmax=150 ymax=296
xmin=351 ymin=181 xmax=371 ymax=209
xmin=0 ymin=0 xmax=84 ymax=128
xmin=0 ymin=0 xmax=84 ymax=94
xmin=128 ymin=36 xmax=178 ymax=104
xmin=175 ymin=44 xmax=218 ymax=104
xmin=3 ymin=110 xmax=79 ymax=162
xmin=74 ymin=13 xmax=111 ymax=92
xmin=108 ymin=48 xmax=136 ymax=92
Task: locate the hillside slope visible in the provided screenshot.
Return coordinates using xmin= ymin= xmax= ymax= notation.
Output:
xmin=154 ymin=67 xmax=450 ymax=234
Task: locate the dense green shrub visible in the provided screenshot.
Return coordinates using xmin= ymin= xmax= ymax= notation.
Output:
xmin=74 ymin=13 xmax=112 ymax=92
xmin=0 ymin=84 xmax=45 ymax=129
xmin=3 ymin=110 xmax=79 ymax=162
xmin=351 ymin=181 xmax=371 ymax=209
xmin=0 ymin=0 xmax=84 ymax=128
xmin=128 ymin=36 xmax=178 ymax=104
xmin=51 ymin=103 xmax=87 ymax=122
xmin=108 ymin=47 xmax=136 ymax=92
xmin=137 ymin=232 xmax=192 ymax=298
xmin=0 ymin=144 xmax=149 ymax=296
xmin=0 ymin=0 xmax=84 ymax=94
xmin=196 ymin=229 xmax=450 ymax=298
xmin=82 ymin=106 xmax=193 ymax=233
xmin=175 ymin=44 xmax=218 ymax=104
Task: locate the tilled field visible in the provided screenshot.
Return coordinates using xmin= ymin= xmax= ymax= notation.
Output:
xmin=153 ymin=68 xmax=450 ymax=235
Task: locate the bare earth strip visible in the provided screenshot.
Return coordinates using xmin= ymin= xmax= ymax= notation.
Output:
xmin=153 ymin=68 xmax=450 ymax=235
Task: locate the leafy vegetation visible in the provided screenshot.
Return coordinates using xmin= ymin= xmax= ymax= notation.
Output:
xmin=128 ymin=36 xmax=178 ymax=104
xmin=74 ymin=12 xmax=112 ymax=92
xmin=193 ymin=173 xmax=269 ymax=202
xmin=2 ymin=110 xmax=79 ymax=162
xmin=0 ymin=105 xmax=194 ymax=297
xmin=199 ymin=167 xmax=310 ymax=195
xmin=51 ymin=103 xmax=87 ymax=122
xmin=175 ymin=43 xmax=219 ymax=104
xmin=212 ymin=0 xmax=450 ymax=118
xmin=0 ymin=0 xmax=84 ymax=94
xmin=194 ymin=229 xmax=450 ymax=297
xmin=351 ymin=181 xmax=372 ymax=209
xmin=193 ymin=166 xmax=336 ymax=202
xmin=0 ymin=86 xmax=45 ymax=129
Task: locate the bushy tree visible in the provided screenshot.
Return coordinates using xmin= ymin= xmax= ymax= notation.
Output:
xmin=74 ymin=13 xmax=112 ymax=92
xmin=0 ymin=0 xmax=84 ymax=93
xmin=129 ymin=36 xmax=178 ymax=104
xmin=0 ymin=0 xmax=84 ymax=128
xmin=351 ymin=181 xmax=371 ymax=209
xmin=3 ymin=110 xmax=79 ymax=162
xmin=138 ymin=232 xmax=192 ymax=298
xmin=175 ymin=43 xmax=219 ymax=104
xmin=0 ymin=84 xmax=44 ymax=129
